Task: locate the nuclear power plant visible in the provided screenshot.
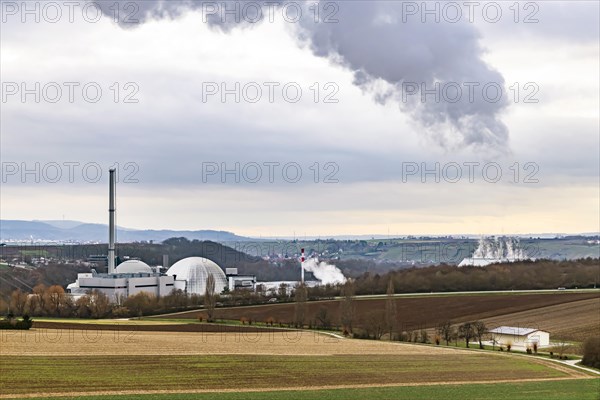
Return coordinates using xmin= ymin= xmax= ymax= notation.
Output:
xmin=67 ymin=169 xmax=248 ymax=302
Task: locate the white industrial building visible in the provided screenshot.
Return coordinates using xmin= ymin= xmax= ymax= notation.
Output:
xmin=167 ymin=257 xmax=228 ymax=295
xmin=68 ymin=256 xmax=233 ymax=302
xmin=225 ymin=268 xmax=256 ymax=291
xmin=488 ymin=326 xmax=550 ymax=348
xmin=67 ymin=260 xmax=176 ymax=302
xmin=66 ymin=169 xmax=231 ymax=303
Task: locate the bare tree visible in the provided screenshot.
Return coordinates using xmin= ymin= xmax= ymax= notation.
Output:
xmin=294 ymin=283 xmax=307 ymax=328
xmin=365 ymin=310 xmax=386 ymax=340
xmin=472 ymin=320 xmax=487 ymax=349
xmin=316 ymin=307 xmax=331 ymax=329
xmin=385 ymin=278 xmax=397 ymax=340
xmin=204 ymin=273 xmax=217 ymax=322
xmin=557 ymin=338 xmax=570 ymax=359
xmin=458 ymin=322 xmax=475 ymax=348
xmin=123 ymin=292 xmax=157 ymax=317
xmin=45 ymin=285 xmax=66 ymax=317
xmin=75 ymin=295 xmax=92 ymax=318
xmin=278 ymin=283 xmax=288 ymax=300
xmin=437 ymin=321 xmax=454 ymax=346
xmin=31 ymin=284 xmax=47 ymax=316
xmin=10 ymin=289 xmax=29 ymax=316
xmin=89 ymin=290 xmax=111 ymax=318
xmin=339 ymin=280 xmax=355 ymax=334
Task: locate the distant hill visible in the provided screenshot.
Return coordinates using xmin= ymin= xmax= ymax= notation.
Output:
xmin=0 ymin=220 xmax=254 ymax=243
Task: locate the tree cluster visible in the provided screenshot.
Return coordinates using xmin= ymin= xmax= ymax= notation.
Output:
xmin=581 ymin=336 xmax=600 ymax=369
xmin=5 ymin=286 xmax=204 ymax=319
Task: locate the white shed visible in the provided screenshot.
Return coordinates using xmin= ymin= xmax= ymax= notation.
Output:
xmin=488 ymin=326 xmax=550 ymax=348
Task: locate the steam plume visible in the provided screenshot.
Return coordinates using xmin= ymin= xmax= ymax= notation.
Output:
xmin=96 ymin=1 xmax=509 ymax=148
xmin=303 ymin=258 xmax=346 ymax=285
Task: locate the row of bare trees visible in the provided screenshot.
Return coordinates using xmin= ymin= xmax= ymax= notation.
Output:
xmin=8 ymin=285 xmax=72 ymax=317
xmin=297 ymin=278 xmax=490 ymax=346
xmin=4 ymin=286 xmax=205 ymax=319
xmin=437 ymin=320 xmax=487 ymax=348
xmin=7 ymin=285 xmax=115 ymax=318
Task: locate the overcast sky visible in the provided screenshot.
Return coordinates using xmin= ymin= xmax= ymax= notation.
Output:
xmin=1 ymin=1 xmax=598 ymax=237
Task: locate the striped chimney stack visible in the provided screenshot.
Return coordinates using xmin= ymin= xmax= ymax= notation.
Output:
xmin=300 ymin=248 xmax=305 ymax=284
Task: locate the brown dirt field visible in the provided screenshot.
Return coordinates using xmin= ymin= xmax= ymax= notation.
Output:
xmin=1 ymin=329 xmax=465 ymax=356
xmin=479 ymin=297 xmax=600 ymax=342
xmin=160 ymin=292 xmax=600 ymax=332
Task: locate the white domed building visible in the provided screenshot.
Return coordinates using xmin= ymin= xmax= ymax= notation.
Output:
xmin=167 ymin=257 xmax=227 ymax=295
xmin=114 ymin=259 xmax=153 ymax=274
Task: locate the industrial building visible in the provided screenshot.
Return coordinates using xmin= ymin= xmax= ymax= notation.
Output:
xmin=225 ymin=268 xmax=256 ymax=291
xmin=488 ymin=326 xmax=550 ymax=349
xmin=67 ymin=260 xmax=176 ymax=302
xmin=167 ymin=257 xmax=228 ymax=295
xmin=66 ymin=169 xmax=231 ymax=302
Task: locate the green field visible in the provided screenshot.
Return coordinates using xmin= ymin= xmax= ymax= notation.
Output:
xmin=0 ymin=354 xmax=572 ymax=397
xmin=9 ymin=379 xmax=600 ymax=400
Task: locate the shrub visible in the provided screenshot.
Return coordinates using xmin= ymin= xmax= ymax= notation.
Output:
xmin=581 ymin=337 xmax=600 ymax=369
xmin=0 ymin=316 xmax=33 ymax=330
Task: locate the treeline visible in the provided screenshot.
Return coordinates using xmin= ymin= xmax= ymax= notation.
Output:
xmin=1 ymin=258 xmax=598 ymax=319
xmin=350 ymin=258 xmax=599 ymax=295
xmin=1 ymin=283 xmax=285 ymax=319
xmin=1 ymin=285 xmax=205 ymax=319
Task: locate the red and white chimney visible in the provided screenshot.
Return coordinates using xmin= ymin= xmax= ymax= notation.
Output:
xmin=300 ymin=248 xmax=305 ymax=284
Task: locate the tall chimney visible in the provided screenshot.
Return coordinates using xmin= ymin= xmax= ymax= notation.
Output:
xmin=300 ymin=248 xmax=305 ymax=284
xmin=108 ymin=168 xmax=116 ymax=274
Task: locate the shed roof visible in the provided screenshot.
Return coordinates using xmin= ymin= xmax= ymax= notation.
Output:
xmin=488 ymin=326 xmax=545 ymax=336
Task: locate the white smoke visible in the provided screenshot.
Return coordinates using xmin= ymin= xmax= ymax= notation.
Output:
xmin=94 ymin=0 xmax=509 ymax=149
xmin=303 ymin=258 xmax=346 ymax=285
xmin=459 ymin=236 xmax=529 ymax=266
xmin=472 ymin=236 xmax=527 ymax=260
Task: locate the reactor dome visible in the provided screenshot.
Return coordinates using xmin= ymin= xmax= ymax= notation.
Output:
xmin=166 ymin=257 xmax=227 ymax=295
xmin=115 ymin=259 xmax=153 ymax=274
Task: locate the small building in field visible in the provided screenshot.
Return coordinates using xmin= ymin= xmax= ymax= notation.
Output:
xmin=488 ymin=326 xmax=550 ymax=348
